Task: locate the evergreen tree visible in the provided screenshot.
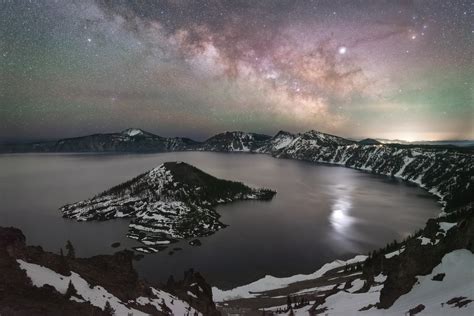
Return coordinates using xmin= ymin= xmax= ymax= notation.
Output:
xmin=64 ymin=280 xmax=76 ymax=299
xmin=65 ymin=240 xmax=75 ymax=258
xmin=58 ymin=247 xmax=69 ymax=275
xmin=166 ymin=275 xmax=175 ymax=288
xmin=103 ymin=301 xmax=114 ymax=315
xmin=286 ymin=295 xmax=292 ymax=311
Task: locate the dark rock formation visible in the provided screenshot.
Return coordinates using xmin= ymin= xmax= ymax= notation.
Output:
xmin=0 ymin=226 xmax=221 ymax=315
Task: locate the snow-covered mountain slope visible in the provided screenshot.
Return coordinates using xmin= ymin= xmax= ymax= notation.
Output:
xmin=61 ymin=162 xmax=275 ymax=248
xmin=255 ymin=130 xmax=296 ymax=153
xmin=264 ymin=140 xmax=473 ymax=212
xmin=199 ymin=131 xmax=272 ymax=152
xmin=121 ymin=128 xmax=147 ymax=137
xmin=0 ymin=226 xmax=219 ymax=315
xmin=165 ymin=136 xmax=200 ymax=151
xmin=0 ymin=128 xmax=201 ymax=153
xmin=53 ymin=128 xmax=170 ymax=152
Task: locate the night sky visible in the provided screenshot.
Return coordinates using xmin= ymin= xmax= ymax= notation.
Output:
xmin=1 ymin=0 xmax=472 ymax=141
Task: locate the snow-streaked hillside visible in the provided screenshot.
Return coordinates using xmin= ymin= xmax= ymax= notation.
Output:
xmin=213 ymin=255 xmax=368 ymax=302
xmin=263 ymin=137 xmax=472 ymax=212
xmin=200 ymin=131 xmax=273 ymax=152
xmin=294 ymin=249 xmax=474 ymax=315
xmin=18 ymin=259 xmax=203 ymax=316
xmin=215 ymin=246 xmax=474 ymax=315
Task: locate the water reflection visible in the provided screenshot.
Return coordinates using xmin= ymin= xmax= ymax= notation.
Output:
xmin=329 ymin=187 xmax=355 ymax=235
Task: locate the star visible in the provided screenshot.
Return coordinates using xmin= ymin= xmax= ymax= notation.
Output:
xmin=338 ymin=46 xmax=347 ymax=54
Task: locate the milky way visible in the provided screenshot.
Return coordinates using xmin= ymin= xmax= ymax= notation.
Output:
xmin=1 ymin=0 xmax=472 ymax=141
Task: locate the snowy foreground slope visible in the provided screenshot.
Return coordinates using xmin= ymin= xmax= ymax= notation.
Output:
xmin=214 ymin=246 xmax=474 ymax=315
xmin=0 ymin=227 xmax=220 ymax=315
xmin=17 ymin=260 xmax=199 ymax=316
xmin=60 ymin=161 xmax=275 ymax=251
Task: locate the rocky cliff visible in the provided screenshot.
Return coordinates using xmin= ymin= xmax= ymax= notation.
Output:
xmin=0 ymin=226 xmax=220 ymax=315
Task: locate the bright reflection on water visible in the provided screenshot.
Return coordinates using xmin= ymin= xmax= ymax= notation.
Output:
xmin=0 ymin=152 xmax=440 ymax=289
xmin=330 ymin=194 xmax=354 ymax=234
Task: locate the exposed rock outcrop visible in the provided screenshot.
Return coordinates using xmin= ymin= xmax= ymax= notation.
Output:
xmin=0 ymin=226 xmax=220 ymax=315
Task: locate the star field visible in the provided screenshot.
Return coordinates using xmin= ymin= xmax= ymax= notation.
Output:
xmin=0 ymin=0 xmax=472 ymax=141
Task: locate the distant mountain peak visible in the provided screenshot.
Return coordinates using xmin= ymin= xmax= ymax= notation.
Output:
xmin=299 ymin=129 xmax=355 ymax=145
xmin=303 ymin=130 xmax=332 ymax=139
xmin=121 ymin=128 xmax=146 ymax=137
xmin=304 ymin=129 xmax=337 ymax=138
xmin=359 ymin=138 xmax=381 ymax=145
xmin=274 ymin=130 xmax=293 ymax=137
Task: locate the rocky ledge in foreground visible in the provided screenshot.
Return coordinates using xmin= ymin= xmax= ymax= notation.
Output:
xmin=60 ymin=162 xmax=275 ymax=249
xmin=0 ymin=226 xmax=220 ymax=315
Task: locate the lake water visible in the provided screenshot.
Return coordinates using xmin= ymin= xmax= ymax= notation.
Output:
xmin=0 ymin=152 xmax=440 ymax=289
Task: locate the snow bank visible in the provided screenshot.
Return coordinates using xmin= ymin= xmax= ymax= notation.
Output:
xmin=385 ymin=247 xmax=405 ymax=259
xmin=136 ymin=287 xmax=201 ymax=316
xmin=438 ymin=222 xmax=457 ymax=234
xmin=291 ymin=250 xmax=474 ymax=315
xmin=212 ymin=255 xmax=367 ymax=302
xmin=319 ymin=284 xmax=384 ymax=315
xmin=17 ymin=259 xmax=147 ymax=315
xmin=385 ymin=249 xmax=474 ymax=315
